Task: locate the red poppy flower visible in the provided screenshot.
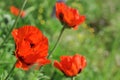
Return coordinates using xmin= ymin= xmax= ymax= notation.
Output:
xmin=12 ymin=25 xmax=50 ymax=70
xmin=56 ymin=2 xmax=85 ymax=29
xmin=10 ymin=6 xmax=25 ymax=17
xmin=54 ymin=54 xmax=86 ymax=77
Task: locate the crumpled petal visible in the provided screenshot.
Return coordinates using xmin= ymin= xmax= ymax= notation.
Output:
xmin=12 ymin=25 xmax=50 ymax=70
xmin=56 ymin=2 xmax=85 ymax=29
xmin=54 ymin=54 xmax=86 ymax=77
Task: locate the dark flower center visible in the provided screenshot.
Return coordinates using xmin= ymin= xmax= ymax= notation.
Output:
xmin=18 ymin=55 xmax=32 ymax=66
xmin=59 ymin=13 xmax=64 ymax=21
xmin=30 ymin=43 xmax=35 ymax=48
xmin=78 ymin=69 xmax=82 ymax=73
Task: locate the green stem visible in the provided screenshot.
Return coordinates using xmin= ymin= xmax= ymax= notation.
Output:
xmin=71 ymin=77 xmax=75 ymax=80
xmin=50 ymin=71 xmax=56 ymax=80
xmin=4 ymin=60 xmax=17 ymax=80
xmin=0 ymin=0 xmax=28 ymax=48
xmin=48 ymin=26 xmax=65 ymax=58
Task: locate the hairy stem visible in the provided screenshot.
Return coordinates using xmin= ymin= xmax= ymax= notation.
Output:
xmin=71 ymin=77 xmax=75 ymax=80
xmin=48 ymin=26 xmax=65 ymax=58
xmin=4 ymin=60 xmax=17 ymax=80
xmin=0 ymin=0 xmax=28 ymax=48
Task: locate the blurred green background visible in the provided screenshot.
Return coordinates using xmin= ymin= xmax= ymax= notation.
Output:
xmin=0 ymin=0 xmax=120 ymax=80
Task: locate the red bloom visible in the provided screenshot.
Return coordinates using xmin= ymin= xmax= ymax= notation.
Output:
xmin=56 ymin=2 xmax=85 ymax=29
xmin=10 ymin=6 xmax=25 ymax=17
xmin=12 ymin=25 xmax=50 ymax=70
xmin=54 ymin=54 xmax=86 ymax=77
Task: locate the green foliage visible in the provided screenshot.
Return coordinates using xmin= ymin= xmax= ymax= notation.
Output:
xmin=0 ymin=0 xmax=120 ymax=80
